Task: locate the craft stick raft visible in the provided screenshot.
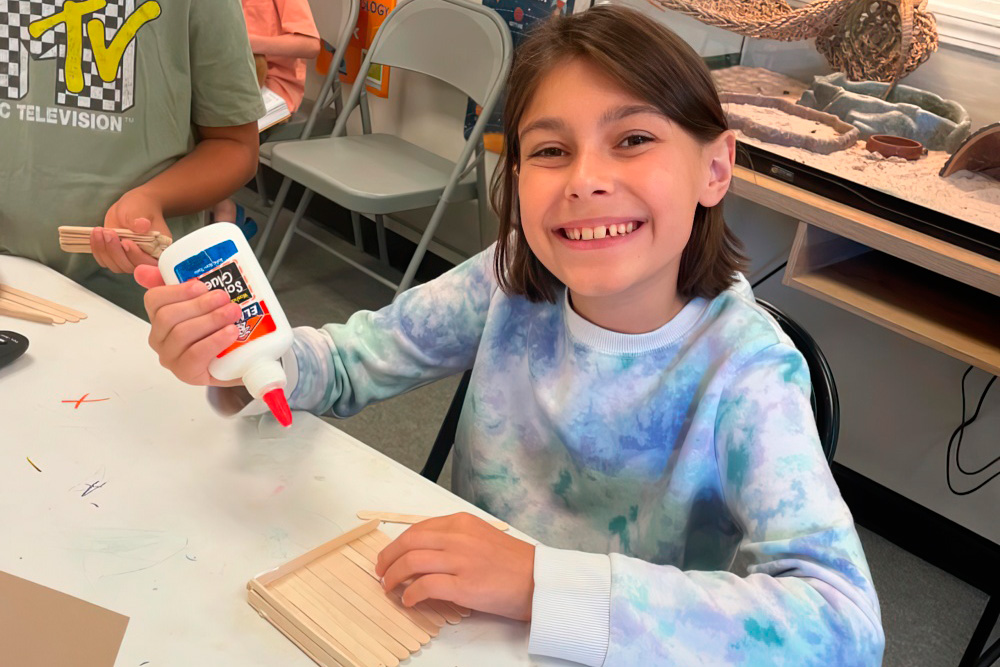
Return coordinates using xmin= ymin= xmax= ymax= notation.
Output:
xmin=248 ymin=520 xmax=471 ymax=667
xmin=57 ymin=226 xmax=173 ymax=259
xmin=356 ymin=510 xmax=510 ymax=532
xmin=0 ymin=284 xmax=86 ymax=325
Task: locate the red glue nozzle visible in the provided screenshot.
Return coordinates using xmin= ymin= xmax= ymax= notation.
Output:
xmin=263 ymin=388 xmax=292 ymax=427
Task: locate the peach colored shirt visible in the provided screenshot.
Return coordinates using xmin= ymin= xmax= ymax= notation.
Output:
xmin=242 ymin=0 xmax=320 ymax=113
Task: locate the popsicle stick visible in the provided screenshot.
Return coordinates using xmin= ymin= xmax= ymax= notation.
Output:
xmin=248 ymin=588 xmax=350 ymax=667
xmin=305 ymin=559 xmax=422 ymax=652
xmin=59 ymin=225 xmax=166 ymax=239
xmin=366 ymin=530 xmax=471 ymax=619
xmin=347 ymin=541 xmax=379 ymax=566
xmin=356 ymin=533 xmax=384 ymax=557
xmin=350 ymin=535 xmax=461 ymax=622
xmin=339 ymin=545 xmax=447 ymax=630
xmin=59 ymin=226 xmax=148 ymax=236
xmin=0 ymin=284 xmax=88 ymax=320
xmin=0 ymin=302 xmax=59 ymax=324
xmin=320 ymin=552 xmax=438 ymax=640
xmin=0 ymin=297 xmax=65 ymax=324
xmin=0 ymin=291 xmax=78 ymax=322
xmin=254 ymin=520 xmax=380 ymax=586
xmin=268 ymin=582 xmax=381 ymax=667
xmin=58 ymin=225 xmax=99 ymax=235
xmin=407 ymin=600 xmax=445 ymax=627
xmin=250 ymin=580 xmax=363 ymax=667
xmin=58 ymin=226 xmax=172 ymax=259
xmin=59 ymin=240 xmax=167 ymax=258
xmin=340 ymin=548 xmax=446 ymax=631
xmin=424 ymin=598 xmax=463 ymax=625
xmin=291 ymin=571 xmax=409 ymax=662
xmin=357 ymin=510 xmax=509 ymax=532
xmin=449 ymin=601 xmax=473 ymax=619
xmin=278 ymin=574 xmax=402 ymax=666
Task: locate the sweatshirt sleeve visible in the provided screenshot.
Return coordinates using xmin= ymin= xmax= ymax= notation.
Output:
xmin=284 ymin=246 xmax=499 ymax=417
xmin=530 ymin=343 xmax=884 ymax=666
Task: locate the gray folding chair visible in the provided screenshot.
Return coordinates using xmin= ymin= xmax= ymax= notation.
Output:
xmin=258 ymin=0 xmax=513 ymax=298
xmin=253 ymin=0 xmax=360 ymax=204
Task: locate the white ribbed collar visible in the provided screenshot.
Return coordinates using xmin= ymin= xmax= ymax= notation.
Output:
xmin=562 ymin=289 xmax=710 ymax=354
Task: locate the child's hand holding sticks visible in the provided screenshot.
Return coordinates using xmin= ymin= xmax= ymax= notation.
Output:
xmin=59 ymin=225 xmax=173 ymax=262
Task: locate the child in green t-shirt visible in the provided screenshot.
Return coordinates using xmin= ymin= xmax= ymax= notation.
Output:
xmin=0 ymin=0 xmax=266 ymax=316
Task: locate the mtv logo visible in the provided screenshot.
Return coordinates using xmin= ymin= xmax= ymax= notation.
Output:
xmin=0 ymin=0 xmax=160 ymax=112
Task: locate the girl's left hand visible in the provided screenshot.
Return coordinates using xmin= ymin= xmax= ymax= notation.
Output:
xmin=375 ymin=512 xmax=536 ymax=621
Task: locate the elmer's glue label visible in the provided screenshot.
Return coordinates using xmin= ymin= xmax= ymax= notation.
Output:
xmin=157 ymin=223 xmax=294 ymax=426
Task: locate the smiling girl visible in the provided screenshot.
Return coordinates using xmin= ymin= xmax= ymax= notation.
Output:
xmin=135 ymin=5 xmax=884 ymax=664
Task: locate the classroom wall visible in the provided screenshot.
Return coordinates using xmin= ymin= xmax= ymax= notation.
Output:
xmin=302 ymin=3 xmax=1000 ymax=542
xmin=300 ymin=0 xmax=748 ymax=262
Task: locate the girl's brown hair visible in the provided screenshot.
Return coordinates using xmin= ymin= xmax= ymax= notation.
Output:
xmin=492 ymin=4 xmax=746 ymax=302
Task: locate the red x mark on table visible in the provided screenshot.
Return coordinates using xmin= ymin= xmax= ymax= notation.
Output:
xmin=62 ymin=393 xmax=110 ymax=409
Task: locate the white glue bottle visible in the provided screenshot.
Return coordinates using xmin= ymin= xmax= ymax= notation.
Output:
xmin=157 ymin=223 xmax=294 ymax=427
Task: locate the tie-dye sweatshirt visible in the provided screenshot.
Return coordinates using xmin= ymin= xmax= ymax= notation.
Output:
xmin=264 ymin=246 xmax=884 ymax=666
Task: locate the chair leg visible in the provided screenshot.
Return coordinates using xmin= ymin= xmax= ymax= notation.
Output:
xmin=267 ymin=188 xmax=314 ymax=282
xmin=375 ymin=215 xmax=389 ymax=264
xmin=420 ymin=369 xmax=472 ymax=483
xmin=351 ymin=211 xmax=364 ymax=251
xmin=255 ymin=168 xmax=269 ymax=209
xmin=961 ymin=594 xmax=1000 ymax=667
xmin=980 ymin=638 xmax=1000 ymax=667
xmin=475 ymin=144 xmax=489 ymax=249
xmin=395 ymin=202 xmax=448 ymax=298
xmin=255 ymin=177 xmax=292 ymax=259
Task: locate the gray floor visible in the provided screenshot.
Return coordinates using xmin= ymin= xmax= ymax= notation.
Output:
xmin=252 ymin=199 xmax=994 ymax=667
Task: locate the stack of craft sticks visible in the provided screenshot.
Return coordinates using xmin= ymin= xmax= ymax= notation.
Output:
xmin=0 ymin=284 xmax=87 ymax=325
xmin=249 ymin=520 xmax=470 ymax=667
xmin=58 ymin=226 xmax=173 ymax=259
xmin=357 ymin=510 xmax=510 ymax=531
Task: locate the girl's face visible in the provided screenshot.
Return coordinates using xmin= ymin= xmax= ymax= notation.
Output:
xmin=516 ymin=58 xmax=733 ymax=333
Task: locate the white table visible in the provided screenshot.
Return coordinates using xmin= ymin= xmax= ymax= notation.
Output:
xmin=0 ymin=256 xmax=554 ymax=666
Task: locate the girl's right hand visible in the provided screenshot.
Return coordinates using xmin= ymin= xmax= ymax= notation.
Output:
xmin=134 ymin=265 xmax=245 ymax=387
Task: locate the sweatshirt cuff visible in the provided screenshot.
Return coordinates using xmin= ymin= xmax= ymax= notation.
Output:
xmin=206 ymin=346 xmax=300 ymax=418
xmin=529 ymin=545 xmax=611 ymax=667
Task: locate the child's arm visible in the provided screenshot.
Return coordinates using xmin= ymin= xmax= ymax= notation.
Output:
xmin=533 ymin=344 xmax=884 ymax=666
xmin=92 ymin=122 xmax=259 ymax=273
xmin=372 ymin=341 xmax=885 ymax=666
xmin=268 ymin=249 xmax=498 ymax=416
xmin=136 ymin=248 xmax=498 ymax=406
xmin=249 ymin=33 xmax=320 ymax=60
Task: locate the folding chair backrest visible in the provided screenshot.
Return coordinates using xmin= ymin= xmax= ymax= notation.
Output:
xmin=367 ymin=0 xmax=511 ymax=105
xmin=309 ymin=0 xmax=358 ymax=50
xmin=287 ymin=0 xmax=360 ymax=141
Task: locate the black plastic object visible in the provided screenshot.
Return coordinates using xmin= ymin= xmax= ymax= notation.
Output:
xmin=0 ymin=331 xmax=29 ymax=371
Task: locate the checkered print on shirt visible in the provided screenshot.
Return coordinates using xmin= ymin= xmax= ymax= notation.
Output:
xmin=0 ymin=0 xmax=136 ymax=112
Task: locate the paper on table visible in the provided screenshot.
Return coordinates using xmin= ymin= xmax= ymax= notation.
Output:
xmin=0 ymin=571 xmax=129 ymax=667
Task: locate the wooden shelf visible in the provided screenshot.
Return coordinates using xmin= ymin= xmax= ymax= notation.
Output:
xmin=785 ymin=223 xmax=1000 ymax=375
xmin=731 ymin=165 xmax=1000 ymax=298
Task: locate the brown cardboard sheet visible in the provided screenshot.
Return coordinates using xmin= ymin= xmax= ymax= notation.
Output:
xmin=0 ymin=570 xmax=129 ymax=667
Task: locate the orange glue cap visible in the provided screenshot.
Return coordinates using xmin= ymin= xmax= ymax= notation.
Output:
xmin=263 ymin=388 xmax=292 ymax=427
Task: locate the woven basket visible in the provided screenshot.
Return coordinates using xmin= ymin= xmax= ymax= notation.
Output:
xmin=646 ymin=0 xmax=938 ymax=82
